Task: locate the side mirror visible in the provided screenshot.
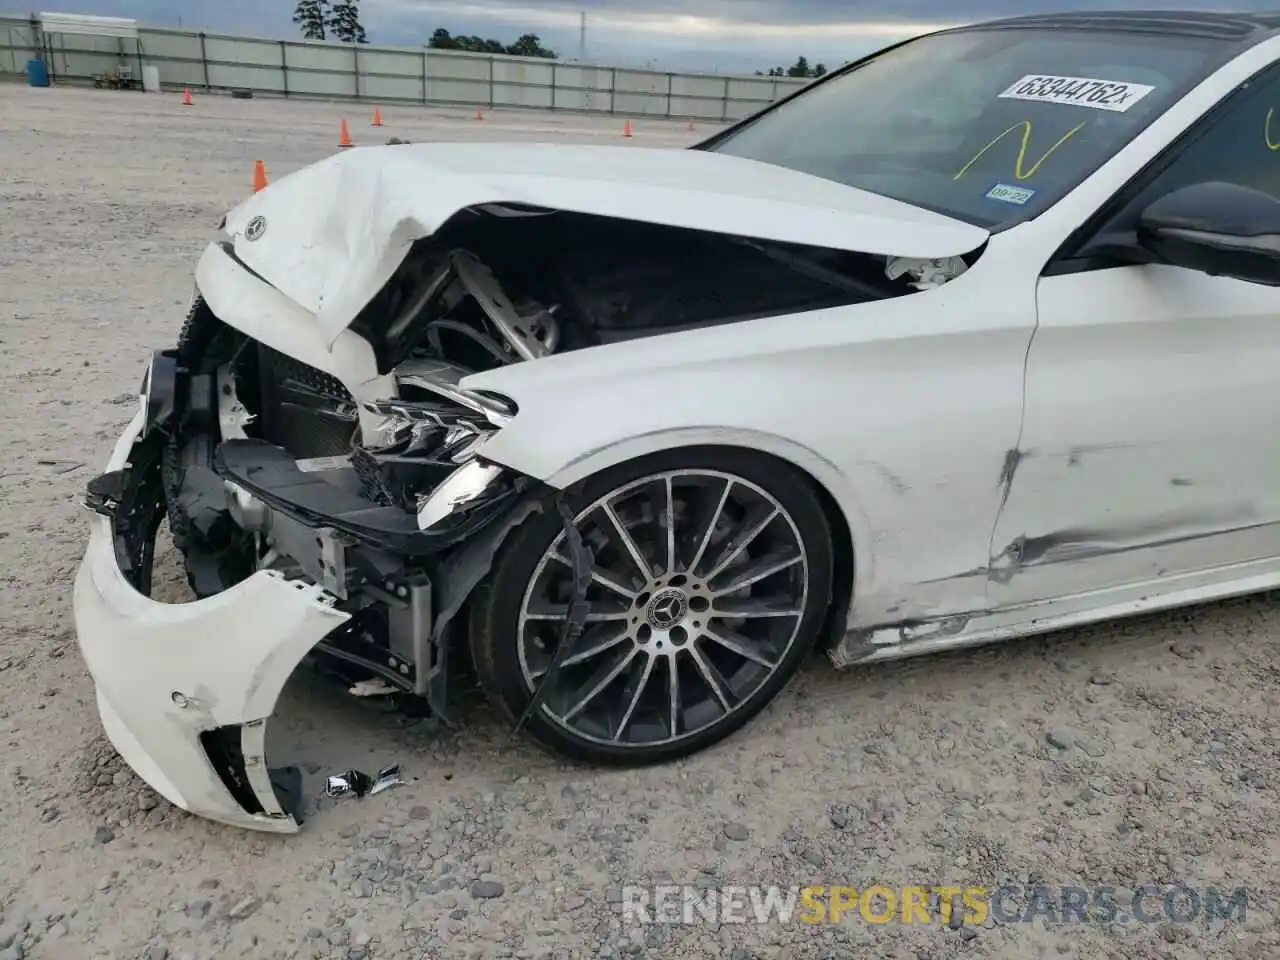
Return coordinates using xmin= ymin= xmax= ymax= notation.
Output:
xmin=1138 ymin=181 xmax=1280 ymax=286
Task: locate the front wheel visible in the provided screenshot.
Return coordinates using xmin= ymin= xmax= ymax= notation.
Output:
xmin=469 ymin=447 xmax=834 ymax=764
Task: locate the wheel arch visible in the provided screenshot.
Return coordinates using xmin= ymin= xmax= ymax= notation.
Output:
xmin=489 ymin=428 xmax=864 ymax=647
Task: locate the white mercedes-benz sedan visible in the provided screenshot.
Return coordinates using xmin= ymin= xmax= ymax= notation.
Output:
xmin=74 ymin=9 xmax=1280 ymax=831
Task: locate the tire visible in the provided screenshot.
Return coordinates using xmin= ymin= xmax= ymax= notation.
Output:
xmin=469 ymin=446 xmax=834 ymax=765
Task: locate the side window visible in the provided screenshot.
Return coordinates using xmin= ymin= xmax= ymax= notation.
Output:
xmin=1070 ymin=62 xmax=1280 ymax=257
xmin=1133 ymin=64 xmax=1280 ymax=206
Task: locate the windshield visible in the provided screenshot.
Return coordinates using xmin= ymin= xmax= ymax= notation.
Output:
xmin=705 ymin=26 xmax=1229 ymax=229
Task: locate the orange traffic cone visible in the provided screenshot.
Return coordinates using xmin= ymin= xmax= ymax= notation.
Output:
xmin=622 ymin=119 xmax=634 ymax=138
xmin=182 ymin=87 xmax=193 ymax=106
xmin=338 ymin=118 xmax=353 ymax=148
xmin=252 ymin=159 xmax=268 ymax=193
xmin=475 ymin=105 xmax=484 ymax=121
xmin=371 ymin=107 xmax=383 ymax=126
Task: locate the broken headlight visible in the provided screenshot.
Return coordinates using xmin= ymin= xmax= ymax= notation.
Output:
xmin=352 ymin=393 xmax=512 ymax=529
xmin=363 ymin=398 xmax=494 ymax=465
xmin=350 ymin=352 xmax=519 ymax=530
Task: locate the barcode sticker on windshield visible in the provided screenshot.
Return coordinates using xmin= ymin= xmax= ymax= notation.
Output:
xmin=999 ymin=74 xmax=1155 ymax=112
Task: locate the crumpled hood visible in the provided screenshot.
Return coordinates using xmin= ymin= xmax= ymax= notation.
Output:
xmin=221 ymin=142 xmax=990 ymax=347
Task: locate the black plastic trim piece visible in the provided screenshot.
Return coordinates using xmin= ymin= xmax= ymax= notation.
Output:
xmin=214 ymin=438 xmax=524 ymax=556
xmin=85 ymin=435 xmax=167 ymax=594
xmin=140 ymin=349 xmax=180 ymax=438
xmin=199 ymin=726 xmax=264 ymax=816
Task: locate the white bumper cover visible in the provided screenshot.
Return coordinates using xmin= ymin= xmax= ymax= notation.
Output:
xmin=72 ymin=412 xmax=350 ymax=832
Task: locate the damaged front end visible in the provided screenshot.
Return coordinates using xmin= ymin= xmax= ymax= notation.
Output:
xmin=147 ymin=288 xmax=547 ymax=694
xmin=73 ymin=162 xmax=981 ymax=830
xmin=72 ymin=283 xmax=552 ymax=830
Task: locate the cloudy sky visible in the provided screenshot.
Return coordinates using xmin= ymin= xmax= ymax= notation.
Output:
xmin=31 ymin=0 xmax=1280 ymax=72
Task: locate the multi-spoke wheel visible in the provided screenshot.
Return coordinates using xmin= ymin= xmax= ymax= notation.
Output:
xmin=469 ymin=447 xmax=833 ymax=764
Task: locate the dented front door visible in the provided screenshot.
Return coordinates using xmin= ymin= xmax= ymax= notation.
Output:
xmin=988 ymin=262 xmax=1280 ymax=607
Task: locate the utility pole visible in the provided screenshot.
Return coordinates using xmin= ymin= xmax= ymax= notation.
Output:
xmin=579 ymin=11 xmax=586 ymax=62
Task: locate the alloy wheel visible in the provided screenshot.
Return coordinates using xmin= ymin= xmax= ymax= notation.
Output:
xmin=516 ymin=469 xmax=810 ymax=747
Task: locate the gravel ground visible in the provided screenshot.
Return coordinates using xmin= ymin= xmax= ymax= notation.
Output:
xmin=1 ymin=82 xmax=1279 ymax=960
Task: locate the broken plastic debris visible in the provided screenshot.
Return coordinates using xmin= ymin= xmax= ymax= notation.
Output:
xmin=884 ymin=255 xmax=968 ymax=290
xmin=325 ymin=769 xmax=370 ymax=799
xmin=348 ymin=678 xmax=398 ymax=697
xmin=324 ymin=764 xmax=404 ymax=800
xmin=369 ymin=764 xmax=404 ymax=795
xmin=38 ymin=459 xmax=86 ymax=474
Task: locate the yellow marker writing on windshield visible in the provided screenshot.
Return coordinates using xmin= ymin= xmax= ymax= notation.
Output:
xmin=1264 ymin=107 xmax=1280 ymax=150
xmin=953 ymin=119 xmax=1087 ymax=182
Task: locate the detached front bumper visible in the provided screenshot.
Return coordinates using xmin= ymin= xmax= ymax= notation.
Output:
xmin=72 ymin=411 xmax=351 ymax=832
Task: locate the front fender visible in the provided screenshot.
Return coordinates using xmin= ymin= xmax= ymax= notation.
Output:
xmin=477 ymin=413 xmax=876 ymax=608
xmin=461 ymin=285 xmax=1028 ymax=632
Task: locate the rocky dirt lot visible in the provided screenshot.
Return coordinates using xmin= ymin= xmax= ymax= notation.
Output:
xmin=1 ymin=83 xmax=1278 ymax=960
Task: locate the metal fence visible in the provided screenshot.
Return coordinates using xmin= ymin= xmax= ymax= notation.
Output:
xmin=0 ymin=15 xmax=809 ymax=121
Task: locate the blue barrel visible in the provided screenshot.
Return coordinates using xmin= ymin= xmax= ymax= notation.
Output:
xmin=26 ymin=58 xmax=50 ymax=87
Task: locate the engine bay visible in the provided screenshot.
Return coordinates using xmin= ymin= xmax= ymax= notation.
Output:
xmin=351 ymin=208 xmax=936 ymax=373
xmin=326 ymin=209 xmax=956 ymax=527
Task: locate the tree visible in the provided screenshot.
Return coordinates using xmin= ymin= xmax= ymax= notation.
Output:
xmin=293 ymin=0 xmax=329 ymax=40
xmin=506 ymin=33 xmax=556 ymax=59
xmin=328 ymin=0 xmax=368 ymax=43
xmin=759 ymin=59 xmax=826 ymax=78
xmin=429 ymin=27 xmax=458 ymax=49
xmin=427 ymin=28 xmax=557 ymax=58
